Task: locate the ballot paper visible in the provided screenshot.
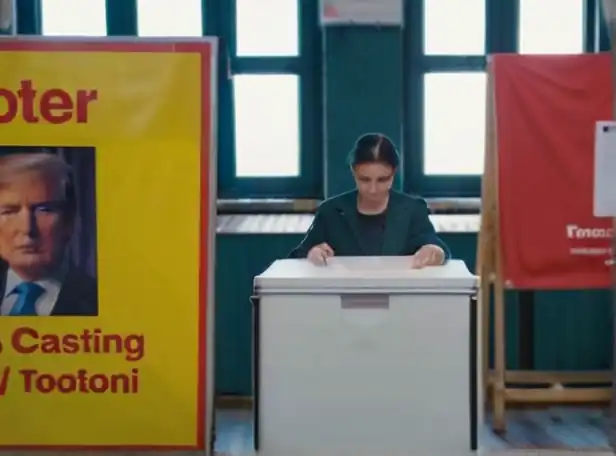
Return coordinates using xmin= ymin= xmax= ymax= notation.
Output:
xmin=594 ymin=121 xmax=616 ymax=217
xmin=322 ymin=255 xmax=411 ymax=273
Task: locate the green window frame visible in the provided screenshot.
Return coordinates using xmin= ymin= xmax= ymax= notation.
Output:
xmin=210 ymin=0 xmax=323 ymax=199
xmin=402 ymin=0 xmax=605 ymax=198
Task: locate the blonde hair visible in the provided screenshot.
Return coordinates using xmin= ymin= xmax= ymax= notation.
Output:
xmin=0 ymin=152 xmax=72 ymax=192
xmin=0 ymin=153 xmax=75 ymax=219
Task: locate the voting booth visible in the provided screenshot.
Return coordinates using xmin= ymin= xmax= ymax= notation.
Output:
xmin=252 ymin=256 xmax=479 ymax=456
xmin=479 ymin=54 xmax=614 ymax=431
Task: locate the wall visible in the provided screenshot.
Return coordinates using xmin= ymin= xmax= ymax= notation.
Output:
xmin=323 ymin=28 xmax=402 ymax=195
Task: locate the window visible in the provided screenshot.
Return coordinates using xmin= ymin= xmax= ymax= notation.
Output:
xmin=235 ymin=0 xmax=299 ymax=56
xmin=404 ymin=0 xmax=594 ymax=197
xmin=233 ymin=75 xmax=300 ymax=177
xmin=518 ymin=0 xmax=584 ymax=54
xmin=137 ymin=0 xmax=203 ymax=37
xmin=423 ymin=72 xmax=486 ymax=175
xmin=41 ymin=0 xmax=106 ymax=36
xmin=217 ymin=0 xmax=321 ymax=198
xmin=424 ymin=0 xmax=485 ymax=55
xmin=0 ymin=0 xmax=15 ymax=34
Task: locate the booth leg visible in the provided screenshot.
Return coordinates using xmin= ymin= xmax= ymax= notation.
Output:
xmin=479 ymin=285 xmax=491 ymax=403
xmin=492 ymin=384 xmax=506 ymax=433
xmin=210 ymin=415 xmax=216 ymax=454
xmin=492 ymin=277 xmax=507 ymax=432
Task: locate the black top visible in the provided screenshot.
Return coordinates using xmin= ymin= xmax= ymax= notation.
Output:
xmin=356 ymin=210 xmax=387 ymax=255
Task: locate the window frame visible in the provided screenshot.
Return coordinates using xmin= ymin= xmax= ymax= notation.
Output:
xmin=402 ymin=0 xmax=603 ymax=198
xmin=214 ymin=0 xmax=323 ymax=199
xmin=16 ymin=0 xmax=42 ymax=34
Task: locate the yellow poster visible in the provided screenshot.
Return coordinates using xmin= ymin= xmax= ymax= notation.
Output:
xmin=0 ymin=38 xmax=217 ymax=450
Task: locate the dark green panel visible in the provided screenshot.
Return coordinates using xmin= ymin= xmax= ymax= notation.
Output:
xmin=442 ymin=233 xmax=612 ymax=371
xmin=597 ymin=0 xmax=611 ymax=50
xmin=441 ymin=233 xmax=520 ymax=368
xmin=215 ymin=234 xmax=303 ymax=395
xmin=16 ymin=0 xmax=40 ymax=34
xmin=106 ymin=0 xmax=137 ymax=36
xmin=323 ymin=27 xmax=402 ymax=197
xmin=534 ymin=290 xmax=612 ymax=370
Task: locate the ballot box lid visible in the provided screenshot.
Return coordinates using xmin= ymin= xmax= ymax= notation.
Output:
xmin=254 ymin=257 xmax=478 ymax=295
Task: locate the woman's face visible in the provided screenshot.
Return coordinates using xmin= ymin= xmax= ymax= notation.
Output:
xmin=352 ymin=162 xmax=395 ymax=203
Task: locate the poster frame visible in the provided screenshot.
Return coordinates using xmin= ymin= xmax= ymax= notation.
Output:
xmin=0 ymin=36 xmax=218 ymax=453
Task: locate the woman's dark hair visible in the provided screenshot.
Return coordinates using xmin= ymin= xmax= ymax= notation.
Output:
xmin=348 ymin=133 xmax=400 ymax=169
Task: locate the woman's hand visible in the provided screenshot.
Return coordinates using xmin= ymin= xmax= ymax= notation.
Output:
xmin=307 ymin=243 xmax=334 ymax=265
xmin=410 ymin=244 xmax=445 ymax=268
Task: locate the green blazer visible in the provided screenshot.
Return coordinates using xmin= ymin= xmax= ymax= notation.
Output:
xmin=289 ymin=190 xmax=451 ymax=259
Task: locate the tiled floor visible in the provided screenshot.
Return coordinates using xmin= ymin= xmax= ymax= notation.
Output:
xmin=482 ymin=408 xmax=611 ymax=451
xmin=213 ymin=407 xmax=615 ymax=455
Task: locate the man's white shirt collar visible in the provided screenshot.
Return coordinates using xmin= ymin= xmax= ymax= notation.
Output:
xmin=4 ymin=267 xmax=63 ymax=298
xmin=2 ymin=259 xmax=69 ymax=316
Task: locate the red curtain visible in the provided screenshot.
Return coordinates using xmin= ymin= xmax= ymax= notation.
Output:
xmin=493 ymin=53 xmax=613 ymax=289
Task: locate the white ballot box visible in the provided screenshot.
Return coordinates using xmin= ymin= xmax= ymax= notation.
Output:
xmin=251 ymin=256 xmax=480 ymax=456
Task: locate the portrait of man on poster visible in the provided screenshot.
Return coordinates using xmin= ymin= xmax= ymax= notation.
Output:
xmin=0 ymin=152 xmax=98 ymax=316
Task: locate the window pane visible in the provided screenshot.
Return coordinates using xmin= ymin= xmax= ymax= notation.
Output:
xmin=424 ymin=0 xmax=485 ymax=55
xmin=41 ymin=0 xmax=106 ymax=36
xmin=236 ymin=0 xmax=298 ymax=57
xmin=423 ymin=72 xmax=486 ymax=175
xmin=0 ymin=0 xmax=15 ymax=34
xmin=233 ymin=75 xmax=300 ymax=177
xmin=519 ymin=0 xmax=584 ymax=54
xmin=137 ymin=0 xmax=202 ymax=37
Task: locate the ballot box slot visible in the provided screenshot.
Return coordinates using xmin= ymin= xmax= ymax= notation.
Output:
xmin=340 ymin=294 xmax=389 ymax=310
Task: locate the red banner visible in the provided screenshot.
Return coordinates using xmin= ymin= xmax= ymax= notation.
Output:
xmin=494 ymin=53 xmax=613 ymax=289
